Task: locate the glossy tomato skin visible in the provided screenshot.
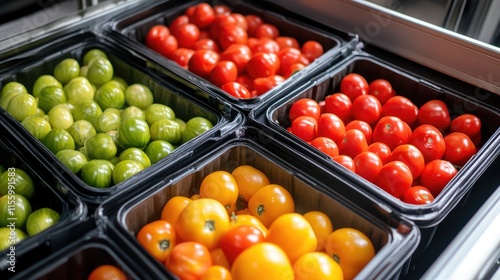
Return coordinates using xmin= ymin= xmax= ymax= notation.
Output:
xmin=293 ymin=252 xmax=344 ymax=280
xmin=219 ymin=225 xmax=265 ymax=263
xmin=301 ymin=40 xmax=324 ymax=62
xmin=409 ymin=124 xmax=446 ymax=163
xmin=376 ymin=161 xmax=413 ymax=199
xmin=275 ymin=36 xmax=300 ymax=50
xmin=368 ymin=79 xmax=394 ymax=105
xmin=278 ymin=47 xmax=305 ymax=76
xmin=352 ymin=94 xmax=382 ymax=126
xmin=169 ymin=15 xmax=189 ymax=31
xmin=333 ymin=155 xmax=356 ymax=172
xmin=253 ymin=75 xmax=285 ymax=96
xmin=288 ymin=98 xmax=321 ymax=123
xmin=389 ymin=144 xmax=426 ymax=179
xmin=282 ymin=63 xmax=306 ymax=79
xmin=235 ymin=75 xmax=254 ymax=91
xmin=209 ymin=60 xmax=238 ymax=87
xmin=323 ymin=93 xmax=353 ymax=122
xmin=219 ymin=25 xmax=248 ymax=50
xmin=310 ymin=137 xmax=339 ymax=158
xmin=146 ymin=25 xmax=170 ymax=50
xmin=367 ymin=142 xmax=391 ymax=164
xmin=291 ymin=115 xmax=318 ymax=142
xmin=402 ymin=186 xmax=435 ymax=204
xmin=172 ymin=23 xmax=200 ymax=49
xmin=338 ymin=129 xmax=369 ymax=159
xmin=340 ymin=73 xmax=369 ymax=101
xmin=251 ymin=37 xmax=280 ymax=54
xmin=136 ymin=220 xmax=177 ymax=262
xmin=188 ymin=49 xmax=220 ymax=78
xmin=188 ymin=3 xmax=215 ymax=29
xmin=220 ymin=44 xmax=252 ymax=74
xmin=372 ymin=116 xmax=412 ymax=151
xmin=88 ymin=265 xmax=127 ymax=280
xmin=200 ymin=265 xmax=231 ymax=280
xmin=302 ymin=211 xmax=334 ymax=252
xmin=419 ymin=159 xmax=457 ymax=197
xmin=382 ymin=96 xmax=418 ymax=126
xmin=165 ymin=242 xmax=213 ymax=280
xmin=231 ymin=165 xmax=270 ymax=202
xmin=346 ymin=120 xmax=373 ymax=144
xmin=199 ymin=170 xmax=239 ymax=209
xmin=221 ymin=82 xmax=251 ymax=99
xmin=247 ymin=184 xmax=295 ymax=228
xmin=354 ymin=151 xmax=383 ymax=183
xmin=317 ymin=113 xmax=346 ymax=144
xmin=170 ymin=48 xmax=195 ymax=69
xmin=443 ymin=132 xmax=476 ymax=166
xmin=245 ymin=14 xmax=264 ymax=37
xmin=161 ymin=196 xmax=192 ymax=227
xmin=417 ymin=100 xmax=451 ymax=132
xmin=254 ymin=23 xmax=280 ymax=39
xmin=450 ymin=114 xmax=481 ymax=141
xmin=246 ymin=52 xmax=280 ymax=79
xmin=192 ymin=38 xmax=221 ymax=53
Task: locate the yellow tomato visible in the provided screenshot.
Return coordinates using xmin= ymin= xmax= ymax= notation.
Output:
xmin=210 ymin=247 xmax=231 ymax=270
xmin=247 ymin=184 xmax=295 ymax=228
xmin=303 ymin=211 xmax=334 ymax=251
xmin=231 ymin=242 xmax=294 ymax=280
xmin=201 ymin=265 xmax=232 ymax=280
xmin=293 ymin=252 xmax=344 ymax=280
xmin=231 ymin=165 xmax=270 ymax=201
xmin=199 ymin=171 xmax=239 ymax=209
xmin=266 ymin=213 xmax=317 ymax=263
xmin=136 ymin=220 xmax=177 ymax=263
xmin=324 ymin=228 xmax=375 ymax=280
xmin=161 ymin=196 xmax=192 ymax=226
xmin=229 ymin=213 xmax=269 ymax=238
xmin=176 ymin=198 xmax=230 ymax=250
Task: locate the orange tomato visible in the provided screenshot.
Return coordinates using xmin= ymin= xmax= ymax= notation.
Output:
xmin=136 ymin=220 xmax=177 ymax=262
xmin=165 ymin=241 xmax=213 ymax=280
xmin=161 ymin=196 xmax=192 ymax=226
xmin=201 ymin=265 xmax=232 ymax=280
xmin=231 ymin=165 xmax=270 ymax=201
xmin=247 ymin=184 xmax=295 ymax=228
xmin=231 ymin=242 xmax=294 ymax=280
xmin=199 ymin=171 xmax=239 ymax=209
xmin=229 ymin=213 xmax=269 ymax=238
xmin=266 ymin=213 xmax=317 ymax=263
xmin=88 ymin=265 xmax=127 ymax=280
xmin=303 ymin=211 xmax=334 ymax=251
xmin=324 ymin=228 xmax=375 ymax=280
xmin=293 ymin=252 xmax=344 ymax=280
xmin=175 ymin=198 xmax=230 ymax=249
xmin=210 ymin=247 xmax=231 ymax=269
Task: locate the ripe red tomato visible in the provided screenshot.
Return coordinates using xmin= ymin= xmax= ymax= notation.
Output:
xmin=282 ymin=63 xmax=306 ymax=79
xmin=210 ymin=60 xmax=238 ymax=87
xmin=450 ymin=114 xmax=482 ymax=142
xmin=354 ymin=151 xmax=383 ymax=183
xmin=310 ymin=137 xmax=339 ymax=158
xmin=245 ymin=14 xmax=264 ymax=37
xmin=417 ymin=100 xmax=451 ymax=132
xmin=376 ymin=161 xmax=413 ymax=199
xmin=368 ymin=79 xmax=394 ymax=105
xmin=419 ymin=159 xmax=458 ymax=197
xmin=333 ymin=155 xmax=356 ymax=172
xmin=213 ymin=4 xmax=231 ymax=15
xmin=301 ymin=40 xmax=324 ymax=62
xmin=402 ymin=186 xmax=435 ymax=204
xmin=188 ymin=49 xmax=220 ymax=78
xmin=275 ymin=36 xmax=300 ymax=50
xmin=254 ymin=23 xmax=280 ymax=39
xmin=291 ymin=116 xmax=318 ymax=142
xmin=253 ymin=75 xmax=285 ymax=96
xmin=367 ymin=142 xmax=391 ymax=164
xmin=409 ymin=124 xmax=446 ymax=163
xmin=338 ymin=129 xmax=369 ymax=159
xmin=340 ymin=73 xmax=369 ymax=101
xmin=170 ymin=48 xmax=195 ymax=69
xmin=220 ymin=44 xmax=252 ymax=74
xmin=192 ymin=38 xmax=221 ymax=53
xmin=346 ymin=120 xmax=373 ymax=144
xmin=323 ymin=93 xmax=353 ymax=122
xmin=235 ymin=75 xmax=254 ymax=91
xmin=288 ymin=98 xmax=321 ymax=123
xmin=352 ymin=94 xmax=382 ymax=126
xmin=317 ymin=113 xmax=346 ymax=144
xmin=209 ymin=14 xmax=237 ymax=40
xmin=219 ymin=225 xmax=265 ymax=264
xmin=443 ymin=132 xmax=476 ymax=166
xmin=277 ymin=47 xmax=306 ymax=77
xmin=232 ymin=13 xmax=248 ymax=30
xmin=172 ymin=23 xmax=200 ymax=49
xmin=146 ymin=25 xmax=170 ymax=50
xmin=219 ymin=25 xmax=248 ymax=50
xmin=169 ymin=15 xmax=189 ymax=31
xmin=389 ymin=144 xmax=425 ymax=179
xmin=188 ymin=3 xmax=215 ymax=29
xmin=246 ymin=52 xmax=280 ymax=79
xmin=372 ymin=116 xmax=412 ymax=151
xmin=382 ymin=96 xmax=418 ymax=126
xmin=148 ymin=32 xmax=178 ymax=59
xmin=221 ymin=82 xmax=251 ymax=99
xmin=165 ymin=242 xmax=213 ymax=280
xmin=250 ymin=37 xmax=280 ymax=54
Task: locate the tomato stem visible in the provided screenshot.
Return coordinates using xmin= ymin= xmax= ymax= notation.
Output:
xmin=332 ymin=254 xmax=341 ymax=264
xmin=159 ymin=239 xmax=170 ymax=251
xmin=256 ymin=204 xmax=265 ymax=216
xmin=205 ymin=220 xmax=216 ymax=232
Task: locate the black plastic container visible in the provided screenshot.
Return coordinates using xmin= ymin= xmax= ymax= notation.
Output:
xmin=105 ymin=0 xmax=359 ymax=112
xmin=97 ymin=126 xmax=420 ymax=280
xmin=0 ymin=121 xmax=87 ymax=274
xmin=6 ymin=218 xmax=166 ymax=280
xmin=0 ymin=30 xmax=244 ymax=209
xmin=249 ymin=53 xmax=500 ymax=254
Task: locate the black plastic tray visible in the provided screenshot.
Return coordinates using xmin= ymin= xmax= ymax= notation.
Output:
xmin=97 ymin=126 xmax=420 ymax=280
xmin=0 ymin=121 xmax=87 ymax=274
xmin=249 ymin=52 xmax=500 ymax=253
xmin=0 ymin=30 xmax=245 ymax=210
xmin=104 ymin=0 xmax=359 ymax=112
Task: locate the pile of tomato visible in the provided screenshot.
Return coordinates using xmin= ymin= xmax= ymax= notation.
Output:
xmin=145 ymin=3 xmax=324 ymax=98
xmin=287 ymin=73 xmax=481 ymax=204
xmin=136 ymin=165 xmax=376 ymax=280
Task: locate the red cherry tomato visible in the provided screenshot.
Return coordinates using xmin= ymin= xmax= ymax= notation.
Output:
xmin=277 ymin=47 xmax=306 ymax=77
xmin=310 ymin=137 xmax=339 ymax=158
xmin=282 ymin=63 xmax=306 ymax=79
xmin=209 ymin=14 xmax=237 ymax=40
xmin=188 ymin=3 xmax=215 ymax=29
xmin=246 ymin=52 xmax=280 ymax=79
xmin=275 ymin=36 xmax=300 ymax=50
xmin=192 ymin=38 xmax=221 ymax=53
xmin=417 ymin=100 xmax=451 ymax=132
xmin=367 ymin=142 xmax=391 ymax=164
xmin=354 ymin=151 xmax=383 ymax=183
xmin=402 ymin=186 xmax=435 ymax=204
xmin=219 ymin=225 xmax=265 ymax=264
xmin=245 ymin=14 xmax=264 ymax=37
xmin=253 ymin=75 xmax=285 ymax=96
xmin=291 ymin=116 xmax=318 ymax=142
xmin=333 ymin=155 xmax=356 ymax=173
xmin=382 ymin=96 xmax=419 ymax=126
xmin=169 ymin=15 xmax=189 ymax=32
xmin=220 ymin=44 xmax=252 ymax=74
xmin=170 ymin=48 xmax=195 ymax=69
xmin=251 ymin=38 xmax=280 ymax=54
xmin=165 ymin=242 xmax=213 ymax=280
xmin=301 ymin=40 xmax=324 ymax=62
xmin=376 ymin=161 xmax=413 ymax=199
xmin=219 ymin=25 xmax=248 ymax=50
xmin=323 ymin=93 xmax=353 ymax=122
xmin=368 ymin=79 xmax=394 ymax=105
xmin=289 ymin=98 xmax=321 ymax=123
xmin=338 ymin=129 xmax=369 ymax=159
xmin=188 ymin=49 xmax=220 ymax=78
xmin=254 ymin=23 xmax=280 ymax=39
xmin=340 ymin=73 xmax=369 ymax=101
xmin=419 ymin=159 xmax=458 ymax=197
xmin=443 ymin=132 xmax=476 ymax=166
xmin=172 ymin=23 xmax=200 ymax=49
xmin=317 ymin=113 xmax=346 ymax=144
xmin=409 ymin=124 xmax=446 ymax=163
xmin=213 ymin=4 xmax=231 ymax=15
xmin=221 ymin=82 xmax=251 ymax=99
xmin=232 ymin=13 xmax=248 ymax=30
xmin=450 ymin=114 xmax=482 ymax=142
xmin=352 ymin=94 xmax=382 ymax=126
xmin=210 ymin=60 xmax=238 ymax=87
xmin=345 ymin=120 xmax=373 ymax=144
xmin=389 ymin=144 xmax=425 ymax=179
xmin=146 ymin=25 xmax=170 ymax=50
xmin=372 ymin=116 xmax=412 ymax=151
xmin=235 ymin=75 xmax=254 ymax=91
